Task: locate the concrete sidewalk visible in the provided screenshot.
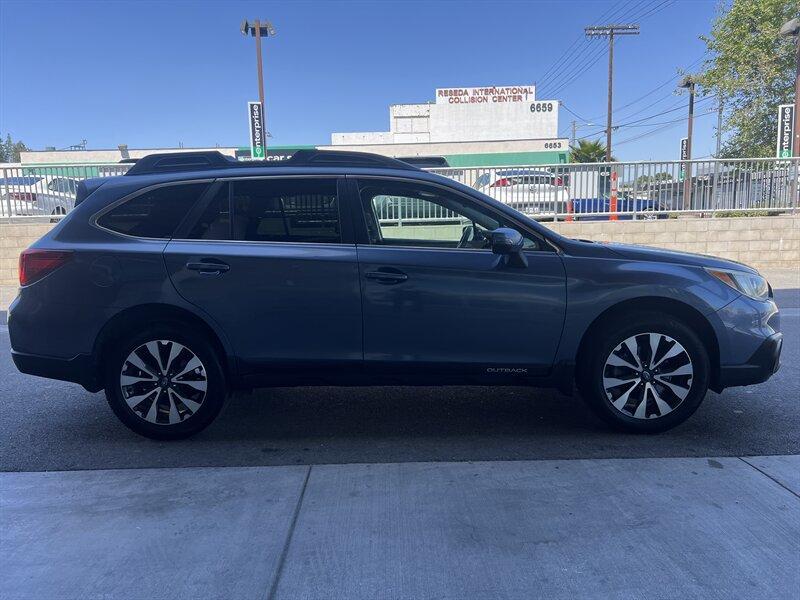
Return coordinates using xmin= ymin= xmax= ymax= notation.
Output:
xmin=2 ymin=456 xmax=798 ymax=600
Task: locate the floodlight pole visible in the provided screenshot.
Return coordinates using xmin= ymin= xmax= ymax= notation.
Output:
xmin=242 ymin=19 xmax=276 ymax=156
xmin=254 ymin=20 xmax=265 ymax=110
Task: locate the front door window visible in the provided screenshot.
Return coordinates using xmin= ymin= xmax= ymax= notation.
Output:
xmin=357 ymin=179 xmax=542 ymax=250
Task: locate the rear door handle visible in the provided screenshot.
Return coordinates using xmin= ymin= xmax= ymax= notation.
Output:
xmin=365 ymin=270 xmax=408 ymax=284
xmin=186 ymin=261 xmax=230 ymax=275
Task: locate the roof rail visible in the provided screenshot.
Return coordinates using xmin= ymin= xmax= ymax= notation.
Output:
xmin=124 ymin=149 xmax=420 ymax=176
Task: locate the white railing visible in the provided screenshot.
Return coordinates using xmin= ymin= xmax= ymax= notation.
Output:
xmin=0 ymin=163 xmax=130 ymax=219
xmin=428 ymin=157 xmax=799 ymax=221
xmin=1 ymin=157 xmax=797 ymax=222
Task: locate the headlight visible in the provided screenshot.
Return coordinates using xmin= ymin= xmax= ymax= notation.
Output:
xmin=706 ymin=268 xmax=770 ymax=300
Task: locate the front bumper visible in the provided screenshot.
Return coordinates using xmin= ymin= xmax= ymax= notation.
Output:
xmin=11 ymin=350 xmax=102 ymax=392
xmin=716 ymin=332 xmax=783 ymax=390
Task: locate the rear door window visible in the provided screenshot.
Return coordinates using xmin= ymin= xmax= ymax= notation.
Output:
xmin=187 ymin=183 xmax=231 ymax=240
xmin=97 ymin=182 xmax=209 ymax=239
xmin=231 ymin=178 xmax=341 ymax=243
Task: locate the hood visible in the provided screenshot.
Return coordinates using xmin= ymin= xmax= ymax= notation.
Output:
xmin=603 ymin=242 xmax=758 ymax=274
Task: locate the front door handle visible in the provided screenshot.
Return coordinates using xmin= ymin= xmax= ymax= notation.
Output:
xmin=186 ymin=261 xmax=230 ymax=275
xmin=365 ymin=270 xmax=408 ymax=284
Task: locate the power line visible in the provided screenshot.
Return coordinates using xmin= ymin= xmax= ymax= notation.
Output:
xmin=540 ymin=0 xmax=676 ymax=99
xmin=613 ymin=94 xmax=716 ymax=128
xmin=574 ymin=97 xmax=717 ymax=142
xmin=618 ymin=108 xmax=717 ymax=128
xmin=546 ymin=46 xmax=607 ymax=97
xmin=560 ymin=101 xmax=590 ymax=122
xmin=593 ymin=53 xmax=707 ymax=120
xmin=637 ymin=0 xmax=676 ymax=21
xmin=538 ymin=0 xmax=652 ymax=95
xmin=536 ymin=0 xmax=630 ymax=86
xmin=614 ymin=109 xmax=716 ymax=146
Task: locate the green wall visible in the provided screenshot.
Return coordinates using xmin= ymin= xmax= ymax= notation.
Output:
xmin=443 ymin=151 xmax=568 ymax=167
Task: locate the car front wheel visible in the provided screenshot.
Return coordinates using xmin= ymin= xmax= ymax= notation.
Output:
xmin=578 ymin=312 xmax=710 ymax=433
xmin=104 ymin=323 xmax=227 ymax=440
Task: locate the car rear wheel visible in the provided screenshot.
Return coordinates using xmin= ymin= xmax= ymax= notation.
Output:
xmin=578 ymin=312 xmax=710 ymax=433
xmin=104 ymin=323 xmax=227 ymax=439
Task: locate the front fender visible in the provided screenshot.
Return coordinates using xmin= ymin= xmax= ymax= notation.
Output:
xmin=555 ymin=256 xmax=740 ymax=363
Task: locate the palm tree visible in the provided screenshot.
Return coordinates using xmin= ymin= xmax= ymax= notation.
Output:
xmin=569 ymin=139 xmax=615 ymax=163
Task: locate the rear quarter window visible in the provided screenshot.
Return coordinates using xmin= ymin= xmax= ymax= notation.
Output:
xmin=97 ymin=182 xmax=209 ymax=239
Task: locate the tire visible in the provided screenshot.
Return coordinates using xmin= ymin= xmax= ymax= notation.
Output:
xmin=577 ymin=311 xmax=710 ymax=433
xmin=104 ymin=322 xmax=227 ymax=440
xmin=50 ymin=207 xmax=66 ymax=223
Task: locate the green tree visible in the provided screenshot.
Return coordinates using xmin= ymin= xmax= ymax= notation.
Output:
xmin=0 ymin=133 xmax=29 ymax=163
xmin=697 ymin=0 xmax=797 ymax=158
xmin=569 ymin=139 xmax=615 ymax=162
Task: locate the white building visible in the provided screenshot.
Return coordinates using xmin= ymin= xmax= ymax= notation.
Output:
xmin=331 ymin=84 xmax=568 ymax=166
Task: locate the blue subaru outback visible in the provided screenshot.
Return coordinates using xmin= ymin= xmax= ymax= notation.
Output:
xmin=8 ymin=150 xmax=782 ymax=439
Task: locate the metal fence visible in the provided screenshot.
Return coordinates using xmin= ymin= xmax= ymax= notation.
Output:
xmin=0 ymin=163 xmax=130 ymax=219
xmin=1 ymin=157 xmax=797 ymax=222
xmin=429 ymin=157 xmax=799 ymax=221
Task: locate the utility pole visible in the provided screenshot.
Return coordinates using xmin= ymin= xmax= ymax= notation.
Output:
xmin=585 ymin=24 xmax=639 ymax=162
xmin=679 ymin=76 xmax=695 ymax=210
xmin=712 ymin=97 xmax=724 ymax=212
xmin=571 ymin=120 xmax=577 ymax=147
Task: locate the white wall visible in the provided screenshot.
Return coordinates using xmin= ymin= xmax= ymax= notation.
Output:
xmin=332 ymin=86 xmax=559 ymax=146
xmin=20 ymin=147 xmax=238 ymax=165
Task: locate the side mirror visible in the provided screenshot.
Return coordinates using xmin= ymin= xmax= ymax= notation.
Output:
xmin=490 ymin=228 xmax=528 ymax=268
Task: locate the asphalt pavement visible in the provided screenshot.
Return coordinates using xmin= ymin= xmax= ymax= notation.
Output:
xmin=3 ymin=456 xmax=799 ymax=599
xmin=1 ymin=286 xmax=798 ymax=473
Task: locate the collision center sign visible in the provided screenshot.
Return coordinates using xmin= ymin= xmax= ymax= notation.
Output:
xmin=248 ymin=101 xmax=266 ymax=160
xmin=776 ymin=104 xmax=795 ymax=158
xmin=435 ymin=85 xmax=535 ymax=105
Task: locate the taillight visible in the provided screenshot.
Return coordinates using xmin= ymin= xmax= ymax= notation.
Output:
xmin=19 ymin=249 xmax=72 ymax=286
xmin=490 ymin=178 xmax=512 ymax=187
xmin=9 ymin=192 xmax=37 ymax=203
xmin=554 ymin=177 xmax=563 ymax=186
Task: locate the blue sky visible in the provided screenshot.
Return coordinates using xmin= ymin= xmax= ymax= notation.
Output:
xmin=0 ymin=0 xmax=722 ymax=161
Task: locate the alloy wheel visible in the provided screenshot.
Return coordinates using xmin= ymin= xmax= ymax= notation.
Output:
xmin=602 ymin=332 xmax=693 ymax=420
xmin=119 ymin=339 xmax=207 ymax=425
